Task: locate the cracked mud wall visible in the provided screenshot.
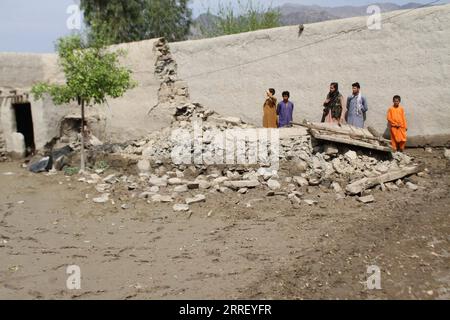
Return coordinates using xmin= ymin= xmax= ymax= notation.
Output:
xmin=0 ymin=38 xmax=189 ymax=150
xmin=95 ymin=38 xmax=190 ymax=141
xmin=0 ymin=53 xmax=72 ymax=152
xmin=171 ymin=4 xmax=450 ymax=138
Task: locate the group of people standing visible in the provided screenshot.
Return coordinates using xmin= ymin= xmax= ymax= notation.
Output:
xmin=262 ymin=82 xmax=409 ymax=152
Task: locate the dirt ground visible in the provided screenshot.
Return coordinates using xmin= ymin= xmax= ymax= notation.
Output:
xmin=0 ymin=149 xmax=448 ymax=300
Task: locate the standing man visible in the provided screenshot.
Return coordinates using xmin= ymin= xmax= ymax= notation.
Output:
xmin=277 ymin=91 xmax=294 ymax=128
xmin=387 ymin=95 xmax=408 ymax=152
xmin=263 ymin=88 xmax=278 ymax=128
xmin=322 ymin=82 xmax=346 ymax=125
xmin=346 ymin=82 xmax=368 ymax=128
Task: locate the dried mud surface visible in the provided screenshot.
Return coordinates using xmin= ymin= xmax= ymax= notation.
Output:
xmin=0 ymin=149 xmax=448 ymax=300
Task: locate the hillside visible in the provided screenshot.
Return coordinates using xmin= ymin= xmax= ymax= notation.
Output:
xmin=191 ymin=2 xmax=427 ymax=38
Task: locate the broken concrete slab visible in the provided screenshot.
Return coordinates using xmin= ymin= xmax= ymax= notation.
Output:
xmin=224 ymin=180 xmax=260 ymax=190
xmin=346 ymin=165 xmax=424 ymax=195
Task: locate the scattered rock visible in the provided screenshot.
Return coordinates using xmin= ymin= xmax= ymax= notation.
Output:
xmin=293 ymin=176 xmax=309 ymax=187
xmin=103 ymin=174 xmax=118 ymax=184
xmin=224 ymin=180 xmax=260 ymax=190
xmin=93 ymin=193 xmax=110 ymax=204
xmin=151 ymin=195 xmax=173 ymax=203
xmin=138 ymin=192 xmax=154 ymax=199
xmin=444 ymin=148 xmax=450 ymax=160
xmin=137 ymin=160 xmax=151 ymax=173
xmin=358 ymin=195 xmax=375 ymax=204
xmin=187 ymin=182 xmax=200 ymax=190
xmin=174 ymin=185 xmax=189 ymax=193
xmin=345 ymin=150 xmax=358 ymax=162
xmin=198 ymin=181 xmax=211 ymax=190
xmin=186 ymin=194 xmax=206 ymax=205
xmin=308 ymin=176 xmax=321 ymax=186
xmin=324 ymin=144 xmax=339 ymax=156
xmin=304 ymin=199 xmax=318 ymax=206
xmin=149 ymin=186 xmax=160 ymax=193
xmin=267 ymin=179 xmax=281 ymax=190
xmin=331 ymin=182 xmax=343 ymax=193
xmin=406 ymin=182 xmax=419 ymax=191
xmin=385 ymin=182 xmax=399 ymax=191
xmin=173 ymin=204 xmax=190 ymax=212
xmin=238 ymin=188 xmax=248 ymax=194
xmin=95 ymin=184 xmax=111 ymax=193
xmin=149 ymin=177 xmax=168 ymax=187
xmin=168 ymin=178 xmax=184 ymax=185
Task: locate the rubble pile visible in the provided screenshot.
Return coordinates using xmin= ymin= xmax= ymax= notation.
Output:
xmin=70 ymin=103 xmax=425 ymax=210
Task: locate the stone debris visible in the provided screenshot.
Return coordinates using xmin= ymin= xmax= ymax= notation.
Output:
xmin=238 ymin=188 xmax=248 ymax=194
xmin=50 ymin=90 xmax=426 ymax=209
xmin=93 ymin=193 xmax=110 ymax=204
xmin=358 ymin=195 xmax=375 ymax=204
xmin=444 ymin=148 xmax=450 ymax=160
xmin=151 ymin=195 xmax=173 ymax=203
xmin=186 ymin=194 xmax=206 ymax=205
xmin=174 ymin=185 xmax=189 ymax=193
xmin=406 ymin=182 xmax=419 ymax=191
xmin=304 ymin=199 xmax=318 ymax=206
xmin=224 ymin=180 xmax=260 ymax=190
xmin=267 ymin=179 xmax=281 ymax=190
xmin=173 ymin=204 xmax=190 ymax=212
xmin=331 ymin=182 xmax=343 ymax=193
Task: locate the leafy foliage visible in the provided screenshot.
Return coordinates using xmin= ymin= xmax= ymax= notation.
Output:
xmin=31 ymin=35 xmax=137 ymax=107
xmin=200 ymin=0 xmax=281 ymax=37
xmin=80 ymin=0 xmax=192 ymax=44
xmin=64 ymin=166 xmax=80 ymax=176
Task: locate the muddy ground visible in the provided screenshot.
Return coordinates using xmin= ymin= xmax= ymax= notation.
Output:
xmin=0 ymin=149 xmax=448 ymax=300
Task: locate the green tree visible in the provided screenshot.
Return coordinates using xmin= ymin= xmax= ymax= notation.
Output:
xmin=81 ymin=0 xmax=192 ymax=44
xmin=31 ymin=35 xmax=137 ymax=172
xmin=200 ymin=0 xmax=281 ymax=37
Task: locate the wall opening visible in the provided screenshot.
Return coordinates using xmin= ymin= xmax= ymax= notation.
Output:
xmin=13 ymin=102 xmax=35 ymax=155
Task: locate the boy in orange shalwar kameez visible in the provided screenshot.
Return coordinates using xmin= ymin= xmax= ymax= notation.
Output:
xmin=387 ymin=95 xmax=408 ymax=152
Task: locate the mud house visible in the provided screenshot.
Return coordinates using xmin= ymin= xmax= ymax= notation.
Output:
xmin=1 ymin=4 xmax=449 ymax=157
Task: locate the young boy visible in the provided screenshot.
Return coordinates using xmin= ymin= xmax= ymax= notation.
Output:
xmin=387 ymin=95 xmax=408 ymax=152
xmin=277 ymin=91 xmax=294 ymax=128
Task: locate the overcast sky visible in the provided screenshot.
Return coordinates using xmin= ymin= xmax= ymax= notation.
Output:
xmin=0 ymin=0 xmax=447 ymax=53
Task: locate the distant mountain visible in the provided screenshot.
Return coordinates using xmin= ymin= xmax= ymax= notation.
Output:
xmin=190 ymin=2 xmax=427 ymax=38
xmin=276 ymin=2 xmax=426 ymax=26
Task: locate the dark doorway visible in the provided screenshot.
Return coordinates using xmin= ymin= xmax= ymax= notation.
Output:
xmin=13 ymin=103 xmax=36 ymax=155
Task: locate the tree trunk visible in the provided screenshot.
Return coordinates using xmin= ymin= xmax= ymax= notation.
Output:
xmin=80 ymin=99 xmax=86 ymax=173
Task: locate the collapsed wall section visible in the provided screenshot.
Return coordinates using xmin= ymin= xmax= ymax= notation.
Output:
xmin=98 ymin=38 xmax=190 ymax=142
